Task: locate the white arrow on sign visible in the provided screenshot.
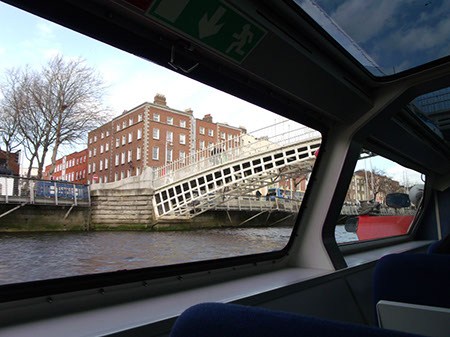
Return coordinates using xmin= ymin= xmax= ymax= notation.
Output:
xmin=198 ymin=6 xmax=226 ymax=39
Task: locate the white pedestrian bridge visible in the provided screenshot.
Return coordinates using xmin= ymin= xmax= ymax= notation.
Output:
xmin=93 ymin=121 xmax=321 ymax=220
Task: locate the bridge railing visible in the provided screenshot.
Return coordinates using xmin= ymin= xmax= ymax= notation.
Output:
xmin=152 ymin=121 xmax=321 ymax=189
xmin=0 ymin=175 xmax=90 ymax=207
xmin=212 ymin=195 xmax=302 ymax=213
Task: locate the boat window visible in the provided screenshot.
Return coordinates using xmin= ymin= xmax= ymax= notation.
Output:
xmin=407 ymin=87 xmax=450 ymax=145
xmin=0 ymin=2 xmax=321 ymax=285
xmin=294 ymin=0 xmax=450 ymax=76
xmin=335 ymin=150 xmax=424 ymax=244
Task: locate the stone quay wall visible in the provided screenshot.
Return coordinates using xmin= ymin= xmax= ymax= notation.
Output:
xmin=90 ymin=188 xmax=155 ymax=230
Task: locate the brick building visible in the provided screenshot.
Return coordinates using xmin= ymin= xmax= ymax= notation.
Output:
xmin=345 ymin=170 xmax=403 ymax=204
xmin=43 ymin=149 xmax=88 ymax=184
xmin=0 ymin=149 xmax=20 ymax=175
xmin=86 ymin=94 xmax=244 ymax=185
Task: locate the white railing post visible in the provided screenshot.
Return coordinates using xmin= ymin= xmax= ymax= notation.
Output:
xmin=30 ymin=181 xmax=34 ymax=204
xmin=54 ymin=182 xmax=58 ymax=206
xmin=73 ymin=184 xmax=77 ymax=206
xmin=4 ymin=178 xmax=8 ymax=203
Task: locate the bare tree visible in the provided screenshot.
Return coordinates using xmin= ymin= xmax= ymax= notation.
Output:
xmin=0 ymin=102 xmax=21 ymax=171
xmin=44 ymin=55 xmax=108 ymax=176
xmin=1 ymin=55 xmax=109 ymax=178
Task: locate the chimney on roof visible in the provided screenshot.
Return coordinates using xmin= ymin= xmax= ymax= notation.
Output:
xmin=185 ymin=108 xmax=193 ymax=114
xmin=154 ymin=93 xmax=167 ymax=106
xmin=239 ymin=126 xmax=247 ymax=134
xmin=203 ymin=114 xmax=213 ymax=123
xmin=122 ymin=110 xmax=128 ymax=115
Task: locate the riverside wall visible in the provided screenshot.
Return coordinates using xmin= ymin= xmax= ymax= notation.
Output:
xmin=0 ymin=204 xmax=90 ymax=231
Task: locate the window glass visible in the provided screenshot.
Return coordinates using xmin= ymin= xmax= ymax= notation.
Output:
xmin=336 ymin=150 xmax=424 ymax=244
xmin=0 ymin=3 xmax=322 ymax=285
xmin=153 ymin=128 xmax=160 ymax=140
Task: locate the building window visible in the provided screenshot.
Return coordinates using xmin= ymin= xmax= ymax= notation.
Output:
xmin=116 ymin=124 xmax=120 ymax=131
xmin=200 ymin=140 xmax=205 ymax=149
xmin=137 ymin=128 xmax=142 ymax=140
xmin=93 ymin=148 xmax=97 ymax=156
xmin=208 ymin=129 xmax=214 ymax=137
xmin=180 ymin=151 xmax=186 ymax=164
xmin=89 ymin=150 xmax=92 ymax=158
xmin=200 ymin=127 xmax=205 ymax=135
xmin=180 ymin=134 xmax=186 ymax=145
xmin=121 ymin=152 xmax=126 ymax=165
xmin=220 ymin=132 xmax=225 ymax=139
xmin=166 ymin=131 xmax=173 ymax=143
xmin=208 ymin=142 xmax=214 ymax=148
xmin=128 ymin=132 xmax=133 ymax=143
xmin=94 ymin=135 xmax=97 ymax=142
xmin=122 ymin=121 xmax=126 ymax=128
xmin=228 ymin=134 xmax=233 ymax=140
xmin=104 ymin=176 xmax=108 ymax=183
xmin=101 ymin=132 xmax=104 ymax=139
xmin=152 ymin=147 xmax=159 ymax=160
xmin=105 ymin=158 xmax=108 ymax=169
xmin=153 ymin=113 xmax=160 ymax=122
xmin=100 ymin=145 xmax=104 ymax=154
xmin=129 ymin=117 xmax=133 ymax=125
xmin=136 ymin=167 xmax=140 ymax=176
xmin=167 ymin=116 xmax=173 ymax=125
xmin=115 ymin=172 xmax=119 ymax=181
xmin=89 ymin=138 xmax=92 ymax=144
xmin=106 ymin=131 xmax=110 ymax=137
xmin=99 ymin=159 xmax=103 ymax=171
xmin=122 ymin=135 xmax=126 ymax=145
xmin=115 ymin=154 xmax=119 ymax=166
xmin=116 ymin=138 xmax=120 ymax=148
xmin=105 ymin=142 xmax=109 ymax=152
xmin=83 ymin=169 xmax=85 ymax=178
xmin=128 ymin=149 xmax=132 ymax=162
xmin=166 ymin=148 xmax=173 ymax=162
xmin=127 ymin=169 xmax=131 ymax=178
xmin=93 ymin=162 xmax=96 ymax=173
xmin=138 ymin=114 xmax=143 ymax=122
xmin=153 ymin=128 xmax=160 ymax=140
xmin=121 ymin=171 xmax=125 ymax=179
xmin=137 ymin=147 xmax=141 ymax=161
xmin=180 ymin=120 xmax=186 ymax=128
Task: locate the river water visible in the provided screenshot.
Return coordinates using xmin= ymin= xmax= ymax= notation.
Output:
xmin=0 ymin=226 xmax=356 ymax=285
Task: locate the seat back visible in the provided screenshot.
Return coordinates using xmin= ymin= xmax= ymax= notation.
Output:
xmin=170 ymin=302 xmax=419 ymax=337
xmin=374 ymin=254 xmax=450 ymax=311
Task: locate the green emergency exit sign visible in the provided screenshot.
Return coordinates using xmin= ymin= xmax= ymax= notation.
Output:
xmin=147 ymin=0 xmax=266 ymax=63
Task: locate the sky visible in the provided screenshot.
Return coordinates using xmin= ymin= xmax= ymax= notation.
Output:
xmin=297 ymin=0 xmax=450 ymax=75
xmin=0 ymin=1 xmax=290 ymax=159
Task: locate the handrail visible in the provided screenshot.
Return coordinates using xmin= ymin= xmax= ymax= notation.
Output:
xmin=152 ymin=125 xmax=320 ymax=189
xmin=0 ymin=175 xmax=90 ymax=206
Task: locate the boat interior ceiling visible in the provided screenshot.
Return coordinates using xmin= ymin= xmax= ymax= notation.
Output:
xmin=0 ymin=0 xmax=448 ymax=336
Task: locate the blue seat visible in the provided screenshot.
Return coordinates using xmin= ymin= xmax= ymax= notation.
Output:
xmin=374 ymin=254 xmax=450 ymax=310
xmin=170 ymin=302 xmax=419 ymax=337
xmin=428 ymin=240 xmax=441 ymax=254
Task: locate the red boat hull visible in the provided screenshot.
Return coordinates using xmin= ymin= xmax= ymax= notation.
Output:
xmin=356 ymin=215 xmax=414 ymax=241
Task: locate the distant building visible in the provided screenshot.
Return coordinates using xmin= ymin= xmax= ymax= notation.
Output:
xmin=346 ymin=170 xmax=403 ymax=204
xmin=86 ymin=94 xmax=244 ymax=185
xmin=43 ymin=149 xmax=88 ymax=184
xmin=20 ymin=167 xmax=41 ymax=178
xmin=0 ymin=149 xmax=20 ymax=176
